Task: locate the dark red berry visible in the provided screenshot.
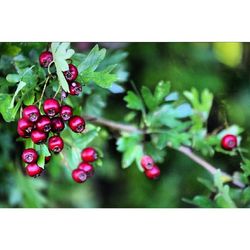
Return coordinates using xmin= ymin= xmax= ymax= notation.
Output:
xmin=48 ymin=135 xmax=64 ymax=153
xmin=69 ymin=81 xmax=82 ymax=95
xmin=18 ymin=118 xmax=34 ymax=134
xmin=72 ymin=169 xmax=87 ymax=183
xmin=78 ymin=162 xmax=94 ymax=177
xmin=43 ymin=98 xmax=60 ymax=117
xmin=22 ymin=105 xmax=40 ymax=122
xmin=17 ymin=127 xmax=30 ymax=138
xmin=145 ymin=165 xmax=161 ymax=180
xmin=31 ymin=130 xmax=48 ymax=144
xmin=63 ymin=64 xmax=78 ymax=82
xmin=45 ymin=156 xmax=51 ymax=164
xmin=68 ymin=116 xmax=85 ymax=133
xmin=51 ymin=117 xmax=65 ymax=133
xmin=36 ymin=115 xmax=51 ymax=132
xmin=141 ymin=155 xmax=154 ymax=170
xmin=39 ymin=51 xmax=53 ymax=68
xmin=26 ymin=163 xmax=43 ymax=177
xmin=22 ymin=148 xmax=38 ymax=164
xmin=81 ymin=147 xmax=98 ymax=162
xmin=60 ymin=105 xmax=73 ymax=121
xmin=221 ymin=134 xmax=238 ymax=151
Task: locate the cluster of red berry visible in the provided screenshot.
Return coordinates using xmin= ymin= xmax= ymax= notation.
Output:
xmin=72 ymin=147 xmax=98 ymax=183
xmin=140 ymin=155 xmax=161 ymax=179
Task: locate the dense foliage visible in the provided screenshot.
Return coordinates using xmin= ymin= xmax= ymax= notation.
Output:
xmin=0 ymin=42 xmax=250 ymax=208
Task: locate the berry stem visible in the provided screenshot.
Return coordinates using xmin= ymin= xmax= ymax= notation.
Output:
xmin=85 ymin=115 xmax=245 ymax=189
xmin=35 ymin=76 xmax=50 ymax=109
xmin=53 ymin=85 xmax=62 ymax=99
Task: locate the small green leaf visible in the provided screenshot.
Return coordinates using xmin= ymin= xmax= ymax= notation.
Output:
xmin=37 ymin=154 xmax=45 ymax=169
xmin=23 ymin=91 xmax=35 ymax=106
xmin=10 ymin=81 xmax=26 ymax=108
xmin=124 ymin=91 xmax=143 ymax=111
xmin=141 ymin=86 xmax=157 ymax=111
xmin=192 ymin=196 xmax=214 ymax=208
xmin=6 ymin=74 xmax=20 ymax=83
xmin=154 ymin=81 xmax=170 ymax=104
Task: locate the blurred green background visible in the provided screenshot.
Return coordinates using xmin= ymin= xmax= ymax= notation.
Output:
xmin=0 ymin=42 xmax=249 ymax=208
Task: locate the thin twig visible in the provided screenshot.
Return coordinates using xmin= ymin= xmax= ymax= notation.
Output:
xmin=85 ymin=115 xmax=245 ymax=188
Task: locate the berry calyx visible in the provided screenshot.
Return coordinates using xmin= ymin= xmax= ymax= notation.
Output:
xmin=39 ymin=51 xmax=53 ymax=68
xmin=36 ymin=115 xmax=51 ymax=132
xmin=145 ymin=165 xmax=161 ymax=180
xmin=72 ymin=169 xmax=87 ymax=183
xmin=81 ymin=147 xmax=98 ymax=162
xmin=221 ymin=134 xmax=238 ymax=151
xmin=18 ymin=118 xmax=34 ymax=134
xmin=43 ymin=98 xmax=60 ymax=117
xmin=31 ymin=130 xmax=48 ymax=144
xmin=26 ymin=163 xmax=43 ymax=177
xmin=78 ymin=162 xmax=94 ymax=177
xmin=68 ymin=116 xmax=85 ymax=133
xmin=69 ymin=81 xmax=82 ymax=95
xmin=141 ymin=155 xmax=154 ymax=170
xmin=48 ymin=135 xmax=64 ymax=153
xmin=60 ymin=105 xmax=73 ymax=121
xmin=63 ymin=64 xmax=78 ymax=82
xmin=51 ymin=117 xmax=65 ymax=133
xmin=22 ymin=148 xmax=38 ymax=164
xmin=22 ymin=105 xmax=40 ymax=122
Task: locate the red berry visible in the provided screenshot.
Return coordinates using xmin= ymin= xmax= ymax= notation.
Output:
xmin=72 ymin=169 xmax=87 ymax=183
xmin=51 ymin=117 xmax=65 ymax=133
xmin=60 ymin=105 xmax=73 ymax=121
xmin=48 ymin=135 xmax=64 ymax=153
xmin=22 ymin=148 xmax=38 ymax=164
xmin=43 ymin=98 xmax=60 ymax=117
xmin=69 ymin=81 xmax=82 ymax=95
xmin=221 ymin=134 xmax=238 ymax=151
xmin=17 ymin=127 xmax=30 ymax=138
xmin=26 ymin=163 xmax=43 ymax=177
xmin=141 ymin=155 xmax=154 ymax=170
xmin=45 ymin=156 xmax=51 ymax=164
xmin=18 ymin=118 xmax=34 ymax=134
xmin=22 ymin=105 xmax=40 ymax=122
xmin=36 ymin=115 xmax=51 ymax=132
xmin=81 ymin=147 xmax=98 ymax=162
xmin=63 ymin=64 xmax=78 ymax=82
xmin=68 ymin=116 xmax=85 ymax=133
xmin=39 ymin=51 xmax=53 ymax=68
xmin=78 ymin=162 xmax=94 ymax=177
xmin=31 ymin=130 xmax=48 ymax=144
xmin=145 ymin=165 xmax=161 ymax=180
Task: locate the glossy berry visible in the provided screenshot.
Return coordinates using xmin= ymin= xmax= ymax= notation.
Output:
xmin=68 ymin=116 xmax=85 ymax=133
xmin=60 ymin=105 xmax=73 ymax=121
xmin=45 ymin=156 xmax=51 ymax=164
xmin=26 ymin=163 xmax=43 ymax=177
xmin=43 ymin=98 xmax=60 ymax=117
xmin=63 ymin=64 xmax=78 ymax=82
xmin=39 ymin=51 xmax=53 ymax=68
xmin=72 ymin=169 xmax=87 ymax=183
xmin=48 ymin=135 xmax=64 ymax=153
xmin=69 ymin=81 xmax=82 ymax=95
xmin=221 ymin=134 xmax=238 ymax=151
xmin=36 ymin=115 xmax=51 ymax=132
xmin=18 ymin=118 xmax=34 ymax=134
xmin=31 ymin=130 xmax=48 ymax=144
xmin=51 ymin=117 xmax=65 ymax=133
xmin=141 ymin=155 xmax=154 ymax=170
xmin=81 ymin=147 xmax=98 ymax=162
xmin=22 ymin=148 xmax=38 ymax=164
xmin=17 ymin=127 xmax=30 ymax=138
xmin=22 ymin=105 xmax=40 ymax=122
xmin=78 ymin=162 xmax=94 ymax=177
xmin=145 ymin=165 xmax=161 ymax=180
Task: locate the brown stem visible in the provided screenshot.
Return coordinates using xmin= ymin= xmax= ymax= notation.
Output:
xmin=84 ymin=114 xmax=245 ymax=189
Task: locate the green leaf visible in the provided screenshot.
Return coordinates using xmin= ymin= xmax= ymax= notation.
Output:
xmin=141 ymin=86 xmax=157 ymax=111
xmin=124 ymin=91 xmax=143 ymax=111
xmin=175 ymin=103 xmax=193 ymax=118
xmin=0 ymin=94 xmax=17 ymax=122
xmin=241 ymin=159 xmax=250 ymax=177
xmin=37 ymin=154 xmax=45 ymax=169
xmin=6 ymin=74 xmax=20 ymax=83
xmin=23 ymin=91 xmax=35 ymax=106
xmin=10 ymin=81 xmax=26 ymax=108
xmin=192 ymin=196 xmax=214 ymax=208
xmin=154 ymin=81 xmax=170 ymax=104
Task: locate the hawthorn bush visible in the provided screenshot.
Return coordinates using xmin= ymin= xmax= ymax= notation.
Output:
xmin=0 ymin=42 xmax=250 ymax=208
